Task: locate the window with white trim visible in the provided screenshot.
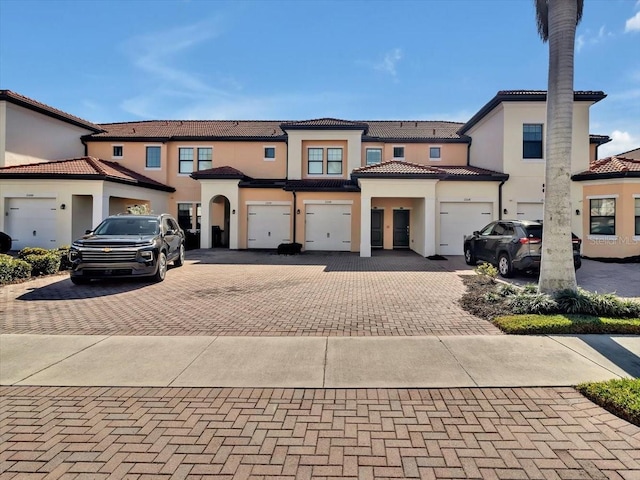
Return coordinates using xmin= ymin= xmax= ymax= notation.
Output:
xmin=198 ymin=147 xmax=212 ymax=171
xmin=146 ymin=146 xmax=161 ymax=168
xmin=429 ymin=146 xmax=441 ymax=160
xmin=366 ymin=148 xmax=382 ymax=165
xmin=308 ymin=148 xmax=323 ymax=174
xmin=393 ymin=146 xmax=405 ymax=159
xmin=112 ymin=145 xmax=123 ymax=158
xmin=590 ymin=198 xmax=616 ymax=235
xmin=179 ymin=148 xmax=194 ymax=174
xmin=327 ymin=148 xmax=343 ymax=174
xmin=264 ymin=146 xmax=276 ymax=160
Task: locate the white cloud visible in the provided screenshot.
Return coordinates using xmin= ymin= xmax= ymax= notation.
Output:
xmin=598 ymin=130 xmax=640 ymax=158
xmin=576 ymin=35 xmax=585 ymax=52
xmin=374 ymin=48 xmax=403 ymax=77
xmin=625 ymin=11 xmax=640 ymax=32
xmin=576 ymin=25 xmax=613 ymax=52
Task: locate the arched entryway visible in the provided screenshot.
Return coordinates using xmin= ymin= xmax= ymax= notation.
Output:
xmin=210 ymin=195 xmax=231 ymax=248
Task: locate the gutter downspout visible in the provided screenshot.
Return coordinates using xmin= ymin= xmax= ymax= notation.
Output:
xmin=292 ymin=190 xmax=297 ymax=244
xmin=81 ymin=138 xmax=88 ymax=156
xmin=498 ymin=180 xmax=506 ymax=220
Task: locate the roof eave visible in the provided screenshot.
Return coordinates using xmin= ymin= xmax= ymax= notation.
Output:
xmin=572 ymin=171 xmax=640 ymax=181
xmin=361 ymin=136 xmax=467 ymax=143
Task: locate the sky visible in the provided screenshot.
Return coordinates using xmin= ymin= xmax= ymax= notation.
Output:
xmin=0 ymin=0 xmax=639 ymax=158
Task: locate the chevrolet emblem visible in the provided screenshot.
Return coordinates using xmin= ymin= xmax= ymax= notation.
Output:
xmin=103 ymin=248 xmax=111 ymax=252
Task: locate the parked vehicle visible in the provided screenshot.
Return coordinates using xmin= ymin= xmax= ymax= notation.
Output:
xmin=463 ymin=219 xmax=581 ymax=278
xmin=0 ymin=232 xmax=11 ymax=253
xmin=68 ymin=214 xmax=185 ymax=284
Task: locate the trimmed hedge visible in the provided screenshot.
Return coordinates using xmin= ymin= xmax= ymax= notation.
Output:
xmin=0 ymin=254 xmax=32 ymax=284
xmin=577 ymin=378 xmax=640 ymax=427
xmin=493 ymin=314 xmax=640 ymax=335
xmin=22 ymin=252 xmax=61 ymax=276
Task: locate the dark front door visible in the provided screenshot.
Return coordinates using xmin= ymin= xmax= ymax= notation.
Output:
xmin=393 ymin=210 xmax=410 ymax=248
xmin=371 ymin=209 xmax=384 ymax=248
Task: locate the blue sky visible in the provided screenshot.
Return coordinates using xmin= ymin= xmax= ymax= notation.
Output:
xmin=1 ymin=0 xmax=639 ymax=158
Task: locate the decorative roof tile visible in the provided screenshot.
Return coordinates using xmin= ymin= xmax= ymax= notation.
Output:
xmin=91 ymin=120 xmax=286 ymax=139
xmin=281 ymin=118 xmax=368 ymax=130
xmin=0 ymin=157 xmax=174 ymax=192
xmin=191 ymin=166 xmax=248 ymax=179
xmin=364 ymin=121 xmax=464 ymax=140
xmin=0 ymin=90 xmax=103 ymax=132
xmin=572 ymin=156 xmax=640 ymax=180
xmin=352 ymin=160 xmax=508 ymax=181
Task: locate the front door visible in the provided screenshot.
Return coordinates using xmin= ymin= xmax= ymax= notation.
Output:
xmin=371 ymin=210 xmax=384 ymax=248
xmin=393 ymin=210 xmax=410 ymax=248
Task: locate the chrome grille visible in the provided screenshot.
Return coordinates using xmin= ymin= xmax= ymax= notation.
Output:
xmin=81 ymin=249 xmax=138 ymax=262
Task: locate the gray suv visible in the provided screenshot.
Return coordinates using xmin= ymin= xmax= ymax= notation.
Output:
xmin=463 ymin=220 xmax=581 ymax=278
xmin=69 ymin=214 xmax=185 ymax=284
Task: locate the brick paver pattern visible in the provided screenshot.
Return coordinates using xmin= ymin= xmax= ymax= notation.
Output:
xmin=1 ymin=386 xmax=639 ymax=479
xmin=1 ymin=251 xmax=500 ymax=336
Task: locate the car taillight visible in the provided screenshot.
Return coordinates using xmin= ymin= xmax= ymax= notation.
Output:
xmin=572 ymin=238 xmax=582 ymax=245
xmin=519 ymin=237 xmax=541 ymax=244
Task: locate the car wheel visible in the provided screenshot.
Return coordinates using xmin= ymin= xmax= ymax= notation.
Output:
xmin=174 ymin=243 xmax=185 ymax=267
xmin=153 ymin=251 xmax=167 ymax=282
xmin=497 ymin=253 xmax=513 ymax=278
xmin=464 ymin=247 xmax=476 ymax=265
xmin=70 ymin=276 xmax=90 ymax=285
xmin=574 ymin=257 xmax=582 ymax=270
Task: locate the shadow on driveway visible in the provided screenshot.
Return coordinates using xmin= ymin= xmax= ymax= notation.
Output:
xmin=574 ymin=335 xmax=640 ymax=378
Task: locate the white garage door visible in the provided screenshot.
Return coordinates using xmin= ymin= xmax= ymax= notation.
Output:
xmin=439 ymin=202 xmax=492 ymax=255
xmin=516 ymin=202 xmax=544 ymax=221
xmin=247 ymin=205 xmax=291 ymax=249
xmin=5 ymin=198 xmax=57 ymax=250
xmin=305 ymin=204 xmax=351 ymax=251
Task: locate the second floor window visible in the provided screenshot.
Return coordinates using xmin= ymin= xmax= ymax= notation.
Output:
xmin=112 ymin=145 xmax=123 ymax=158
xmin=198 ymin=148 xmax=212 ymax=170
xmin=590 ymin=198 xmax=616 ymax=235
xmin=327 ymin=148 xmax=343 ymax=174
xmin=146 ymin=146 xmax=161 ymax=168
xmin=393 ymin=146 xmax=405 ymax=159
xmin=523 ymin=124 xmax=543 ymax=159
xmin=264 ymin=147 xmax=276 ymax=160
xmin=179 ymin=148 xmax=194 ymax=174
xmin=366 ymin=148 xmax=382 ymax=165
xmin=429 ymin=147 xmax=441 ymax=160
xmin=308 ymin=148 xmax=323 ymax=174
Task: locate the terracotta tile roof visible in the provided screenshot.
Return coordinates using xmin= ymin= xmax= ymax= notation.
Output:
xmin=89 ymin=119 xmax=466 ymax=142
xmin=572 ymin=156 xmax=640 ymax=180
xmin=92 ymin=120 xmax=286 ymax=139
xmin=191 ymin=166 xmax=247 ymax=179
xmin=281 ymin=118 xmax=368 ymax=130
xmin=351 ymin=160 xmax=508 ymax=181
xmin=364 ymin=121 xmax=464 ymax=140
xmin=0 ymin=90 xmax=103 ymax=132
xmin=0 ymin=157 xmax=175 ymax=192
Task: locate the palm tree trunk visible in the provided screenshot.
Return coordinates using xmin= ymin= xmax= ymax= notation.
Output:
xmin=538 ymin=0 xmax=578 ymax=293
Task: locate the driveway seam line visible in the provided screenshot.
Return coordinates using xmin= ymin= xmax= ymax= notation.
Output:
xmin=438 ymin=336 xmax=479 ymax=387
xmin=167 ymin=336 xmax=219 ymax=387
xmin=322 ymin=337 xmax=329 ymax=388
xmin=546 ymin=335 xmax=626 ymax=378
xmin=13 ymin=334 xmax=111 ymax=385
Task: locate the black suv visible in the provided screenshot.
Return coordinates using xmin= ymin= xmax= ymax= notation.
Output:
xmin=69 ymin=214 xmax=185 ymax=284
xmin=463 ymin=220 xmax=581 ymax=278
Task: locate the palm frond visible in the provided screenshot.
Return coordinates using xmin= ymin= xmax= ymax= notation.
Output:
xmin=535 ymin=0 xmax=549 ymax=41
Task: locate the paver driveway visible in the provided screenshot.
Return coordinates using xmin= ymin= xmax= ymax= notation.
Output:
xmin=0 ymin=250 xmax=499 ymax=337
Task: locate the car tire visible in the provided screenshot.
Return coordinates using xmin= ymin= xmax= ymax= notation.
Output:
xmin=497 ymin=253 xmax=514 ymax=278
xmin=574 ymin=257 xmax=582 ymax=270
xmin=174 ymin=243 xmax=185 ymax=267
xmin=153 ymin=251 xmax=167 ymax=282
xmin=70 ymin=276 xmax=90 ymax=285
xmin=464 ymin=247 xmax=476 ymax=266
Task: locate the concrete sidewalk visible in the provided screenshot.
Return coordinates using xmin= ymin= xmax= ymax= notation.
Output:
xmin=2 ymin=334 xmax=639 ymax=388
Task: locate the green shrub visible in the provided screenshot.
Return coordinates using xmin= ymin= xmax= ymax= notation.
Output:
xmin=508 ymin=293 xmax=558 ymax=314
xmin=554 ymin=289 xmax=594 ymax=314
xmin=475 ymin=262 xmax=497 ymax=279
xmin=23 ymin=252 xmax=60 ymax=276
xmin=17 ymin=247 xmax=49 ymax=259
xmin=497 ymin=283 xmax=519 ymax=297
xmin=577 ymin=378 xmax=640 ymax=427
xmin=494 ymin=314 xmax=640 ymax=335
xmin=0 ymin=254 xmax=32 ymax=284
xmin=522 ymin=284 xmax=538 ymax=295
xmin=55 ymin=245 xmax=72 ymax=271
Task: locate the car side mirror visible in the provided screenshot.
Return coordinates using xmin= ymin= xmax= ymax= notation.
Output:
xmin=85 ymin=229 xmax=93 ymax=235
xmin=473 ymin=231 xmax=480 ymax=236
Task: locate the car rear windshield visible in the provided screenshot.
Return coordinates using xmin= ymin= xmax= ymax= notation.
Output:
xmin=524 ymin=226 xmax=543 ymax=239
xmin=95 ymin=218 xmax=159 ymax=236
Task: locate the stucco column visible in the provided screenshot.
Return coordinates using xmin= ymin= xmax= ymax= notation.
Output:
xmin=424 ymin=196 xmax=436 ymax=256
xmin=228 ymin=196 xmax=239 ymax=250
xmin=200 ymin=200 xmax=211 ymax=248
xmin=92 ymin=194 xmax=108 ymax=229
xmin=360 ymin=192 xmax=372 ymax=257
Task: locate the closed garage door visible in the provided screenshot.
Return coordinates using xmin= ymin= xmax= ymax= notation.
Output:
xmin=516 ymin=202 xmax=543 ymax=221
xmin=305 ymin=204 xmax=351 ymax=251
xmin=5 ymin=198 xmax=57 ymax=250
xmin=439 ymin=202 xmax=492 ymax=255
xmin=247 ymin=205 xmax=291 ymax=249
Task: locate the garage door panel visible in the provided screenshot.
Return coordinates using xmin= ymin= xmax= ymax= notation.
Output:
xmin=516 ymin=202 xmax=544 ymax=221
xmin=247 ymin=205 xmax=291 ymax=249
xmin=439 ymin=202 xmax=492 ymax=256
xmin=6 ymin=198 xmax=57 ymax=250
xmin=305 ymin=204 xmax=351 ymax=251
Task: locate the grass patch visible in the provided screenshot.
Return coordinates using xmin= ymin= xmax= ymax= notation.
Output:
xmin=577 ymin=378 xmax=640 ymax=427
xmin=494 ymin=314 xmax=640 ymax=335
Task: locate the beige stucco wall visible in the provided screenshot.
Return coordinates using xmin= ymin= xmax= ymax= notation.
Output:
xmin=301 ymin=140 xmax=349 ymax=179
xmin=581 ymin=180 xmax=640 ymax=259
xmin=362 ymin=142 xmax=468 ymax=166
xmin=286 ymin=130 xmax=363 ymax=179
xmin=466 ymin=105 xmax=505 ymax=172
xmin=2 ymin=102 xmax=93 ymax=167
